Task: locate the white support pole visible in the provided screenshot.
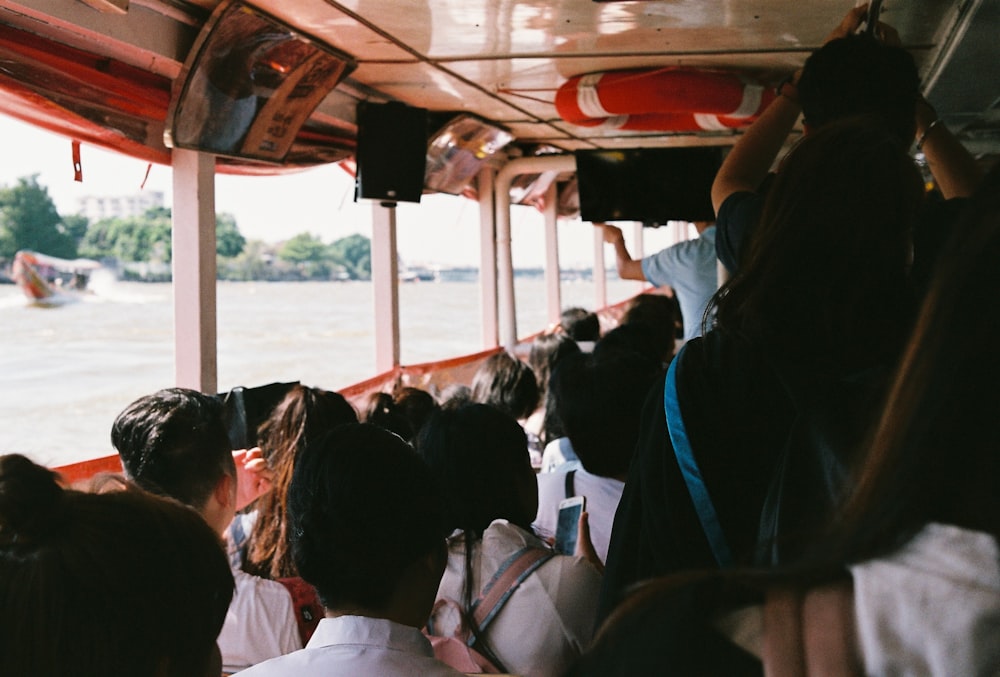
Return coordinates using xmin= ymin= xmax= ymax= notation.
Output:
xmin=495 ymin=196 xmax=517 ymax=350
xmin=478 ymin=166 xmax=499 ymax=349
xmin=593 ymin=224 xmax=607 ymax=311
xmin=543 ymin=181 xmax=561 ymax=328
xmin=495 ymin=154 xmax=575 ymax=348
xmin=171 ymin=149 xmax=217 ymax=394
xmin=372 ymin=201 xmax=400 ymax=374
xmin=632 ymin=221 xmax=646 ymax=295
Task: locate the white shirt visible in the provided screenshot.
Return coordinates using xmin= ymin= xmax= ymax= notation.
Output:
xmin=850 ymin=523 xmax=1000 ymax=676
xmin=435 ymin=520 xmax=601 ymax=677
xmin=533 ymin=465 xmax=625 ymax=564
xmin=235 ymin=616 xmax=466 ymax=676
xmin=218 ymin=568 xmax=302 ymax=674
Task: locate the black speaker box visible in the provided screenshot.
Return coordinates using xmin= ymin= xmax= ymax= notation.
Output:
xmin=355 ymin=101 xmax=428 ymax=204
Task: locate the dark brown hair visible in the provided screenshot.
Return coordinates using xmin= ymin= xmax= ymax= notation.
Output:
xmin=245 ymin=384 xmax=357 ymax=579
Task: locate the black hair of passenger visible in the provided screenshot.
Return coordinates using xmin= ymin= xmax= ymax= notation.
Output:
xmin=560 ymin=306 xmax=601 ymax=342
xmin=470 ymin=350 xmax=540 ymax=421
xmin=415 ymin=402 xmax=536 ymax=537
xmin=288 ymin=423 xmax=448 ymax=612
xmin=620 ymin=292 xmax=680 ymax=359
xmin=393 ymin=386 xmax=439 ymax=438
xmin=364 ymin=391 xmax=415 ymax=440
xmin=593 ymin=322 xmax=664 ymax=369
xmin=550 ymin=350 xmax=661 ymax=478
xmin=111 ymin=387 xmax=235 ymax=509
xmin=529 ymin=334 xmax=582 ymax=445
xmin=822 ymin=162 xmax=1000 ymax=564
xmin=711 ymin=116 xmax=923 ymax=371
xmin=528 ymin=332 xmax=582 ymax=400
xmin=0 ymin=454 xmax=234 ymax=677
xmin=797 ymin=34 xmax=920 ymax=143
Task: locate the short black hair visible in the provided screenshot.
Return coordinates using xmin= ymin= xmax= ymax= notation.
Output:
xmin=288 ymin=423 xmax=448 ymax=611
xmin=551 ymin=351 xmax=660 ymax=477
xmin=0 ymin=454 xmax=234 ymax=677
xmin=415 ymin=403 xmax=536 ymax=536
xmin=561 ymin=307 xmax=601 ymax=342
xmin=798 ymin=35 xmax=920 ymax=143
xmin=470 ymin=351 xmax=540 ymax=420
xmin=111 ymin=388 xmax=234 ymax=510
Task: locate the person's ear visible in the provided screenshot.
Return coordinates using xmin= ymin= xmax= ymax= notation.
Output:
xmin=213 ymin=472 xmax=235 ymax=510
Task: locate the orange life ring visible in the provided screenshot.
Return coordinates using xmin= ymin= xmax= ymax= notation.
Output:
xmin=555 ymin=67 xmax=777 ymax=132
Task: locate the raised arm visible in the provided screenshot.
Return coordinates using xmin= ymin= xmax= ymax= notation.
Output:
xmin=600 ymin=223 xmax=646 ymax=281
xmin=915 ymin=98 xmax=982 ymax=199
xmin=710 ymin=80 xmax=802 ymax=215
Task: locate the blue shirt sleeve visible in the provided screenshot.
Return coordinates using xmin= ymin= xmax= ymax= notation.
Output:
xmin=715 ymin=191 xmax=762 ymax=275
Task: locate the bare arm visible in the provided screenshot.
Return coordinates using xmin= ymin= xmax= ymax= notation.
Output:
xmin=915 ymin=98 xmax=982 ymax=199
xmin=600 ymin=223 xmax=646 ymax=281
xmin=710 ymin=87 xmax=802 ymax=214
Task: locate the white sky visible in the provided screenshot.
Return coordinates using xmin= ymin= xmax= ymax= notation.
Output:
xmin=0 ymin=114 xmax=682 ymax=268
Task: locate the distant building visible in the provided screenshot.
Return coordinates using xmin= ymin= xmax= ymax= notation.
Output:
xmin=76 ymin=191 xmax=165 ymax=222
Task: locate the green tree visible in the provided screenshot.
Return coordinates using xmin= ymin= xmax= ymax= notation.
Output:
xmin=0 ymin=174 xmax=76 ymax=259
xmin=278 ymin=232 xmax=334 ymax=279
xmin=80 ymin=211 xmax=172 ymax=262
xmin=216 ymin=212 xmax=246 ymax=258
xmin=278 ymin=232 xmax=329 ymax=264
xmin=80 ymin=208 xmax=245 ymax=262
xmin=329 ymin=233 xmax=371 ymax=279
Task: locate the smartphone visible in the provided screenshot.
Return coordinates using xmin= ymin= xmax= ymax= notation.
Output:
xmin=554 ymin=495 xmax=586 ymax=555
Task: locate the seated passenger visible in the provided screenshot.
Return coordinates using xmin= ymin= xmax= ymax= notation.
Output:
xmin=0 ymin=453 xmax=234 ymax=677
xmin=393 ymin=386 xmax=440 ymax=438
xmin=559 ymin=306 xmax=601 ymax=343
xmin=470 ymin=350 xmax=542 ymax=463
xmin=363 ymin=387 xmax=438 ymax=441
xmin=236 ymin=423 xmax=466 ymax=677
xmin=618 ymin=291 xmax=680 ymax=365
xmin=112 ymin=388 xmax=302 ymax=673
xmin=415 ymin=403 xmax=602 ymax=677
xmin=533 ymin=349 xmax=660 ymax=564
xmin=525 ymin=332 xmax=581 ymax=457
xmin=242 ymin=385 xmax=358 ymax=579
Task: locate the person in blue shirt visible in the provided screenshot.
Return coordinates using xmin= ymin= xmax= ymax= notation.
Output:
xmin=601 ymin=221 xmax=718 ymax=342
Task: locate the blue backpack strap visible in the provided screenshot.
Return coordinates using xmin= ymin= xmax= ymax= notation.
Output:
xmin=564 ymin=469 xmax=576 ymax=499
xmin=664 ymin=345 xmax=733 ymax=567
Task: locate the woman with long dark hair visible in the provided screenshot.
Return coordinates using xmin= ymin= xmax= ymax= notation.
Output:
xmin=415 ymin=403 xmax=601 ymax=677
xmin=242 ymin=384 xmax=357 ymax=579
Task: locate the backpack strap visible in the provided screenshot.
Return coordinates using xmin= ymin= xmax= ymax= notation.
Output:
xmin=564 ymin=469 xmax=577 ymax=499
xmin=470 ymin=546 xmax=554 ymax=632
xmin=664 ymin=344 xmax=733 ymax=567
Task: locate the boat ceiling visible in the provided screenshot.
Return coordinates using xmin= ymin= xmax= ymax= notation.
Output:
xmin=1 ymin=0 xmax=998 ymax=167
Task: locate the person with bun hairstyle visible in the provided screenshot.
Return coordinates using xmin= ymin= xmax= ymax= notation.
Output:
xmin=0 ymin=453 xmax=234 ymax=677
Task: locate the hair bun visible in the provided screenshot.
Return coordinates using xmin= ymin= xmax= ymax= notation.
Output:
xmin=0 ymin=454 xmax=66 ymax=546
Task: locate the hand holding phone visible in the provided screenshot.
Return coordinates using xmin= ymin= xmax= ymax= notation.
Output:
xmin=554 ymin=496 xmax=586 ymax=555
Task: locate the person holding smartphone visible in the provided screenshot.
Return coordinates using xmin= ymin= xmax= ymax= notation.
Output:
xmin=415 ymin=403 xmax=603 ymax=677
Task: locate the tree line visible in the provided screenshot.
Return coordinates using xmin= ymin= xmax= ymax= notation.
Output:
xmin=0 ymin=175 xmax=371 ymax=281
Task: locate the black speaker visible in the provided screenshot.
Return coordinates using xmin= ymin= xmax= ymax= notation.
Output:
xmin=355 ymin=101 xmax=428 ymax=204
